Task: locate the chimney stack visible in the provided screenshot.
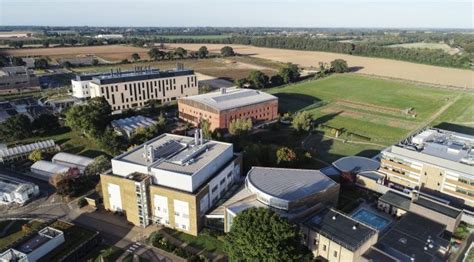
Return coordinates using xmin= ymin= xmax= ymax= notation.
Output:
xmin=194 ymin=129 xmax=199 ymax=145
xmin=200 ymin=129 xmax=204 ymax=145
xmin=220 ymin=87 xmax=226 ymax=94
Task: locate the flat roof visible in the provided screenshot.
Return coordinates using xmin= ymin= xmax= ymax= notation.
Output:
xmin=114 ymin=133 xmax=232 ymax=175
xmin=91 ymin=69 xmax=194 ymax=85
xmin=304 ymin=208 xmax=378 ymax=251
xmin=387 ymin=128 xmax=474 ymax=175
xmin=413 ymin=196 xmax=462 ymax=218
xmin=179 ymin=87 xmax=277 ymax=112
xmin=246 ymin=167 xmax=338 ymax=202
xmin=332 ymin=156 xmax=380 ymax=173
xmin=358 ymin=171 xmax=385 ymax=182
xmin=379 ymin=190 xmax=411 ymax=211
xmin=111 ymin=115 xmax=157 ymax=133
xmin=377 ymin=212 xmax=450 ymax=262
xmin=362 ymin=247 xmax=399 ymax=262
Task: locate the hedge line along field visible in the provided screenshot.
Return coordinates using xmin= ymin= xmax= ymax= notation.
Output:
xmin=267 ymin=74 xmax=465 ymax=145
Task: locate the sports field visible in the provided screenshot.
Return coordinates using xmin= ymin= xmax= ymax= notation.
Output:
xmin=268 ymin=74 xmax=466 ymax=145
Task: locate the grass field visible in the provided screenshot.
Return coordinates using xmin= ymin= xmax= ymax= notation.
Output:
xmin=266 ymin=74 xmax=466 ymax=153
xmin=387 ymin=42 xmax=460 ymax=55
xmin=10 ymin=127 xmax=109 ymax=158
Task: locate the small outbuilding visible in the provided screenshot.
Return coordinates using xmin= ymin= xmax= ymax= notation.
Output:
xmin=52 ymin=152 xmax=94 ymax=173
xmin=30 ymin=160 xmax=70 ymax=181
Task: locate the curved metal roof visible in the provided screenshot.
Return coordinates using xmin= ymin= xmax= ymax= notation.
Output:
xmin=246 ymin=167 xmax=337 ymax=202
xmin=332 ymin=156 xmax=380 ymax=173
xmin=52 ymin=152 xmax=94 ymax=167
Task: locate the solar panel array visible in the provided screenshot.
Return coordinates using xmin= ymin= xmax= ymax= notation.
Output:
xmin=153 ymin=140 xmax=186 ymax=160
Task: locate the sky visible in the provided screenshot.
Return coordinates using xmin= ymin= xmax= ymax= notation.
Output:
xmin=0 ymin=0 xmax=473 ymax=28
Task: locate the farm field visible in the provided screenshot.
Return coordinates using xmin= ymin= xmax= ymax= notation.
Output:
xmin=153 ymin=34 xmax=231 ymax=40
xmin=267 ymin=74 xmax=465 ymax=147
xmin=71 ymin=56 xmax=279 ymax=82
xmin=0 ymin=44 xmax=150 ymax=62
xmin=387 ymin=42 xmax=460 ymax=55
xmin=165 ymin=43 xmax=474 ymax=89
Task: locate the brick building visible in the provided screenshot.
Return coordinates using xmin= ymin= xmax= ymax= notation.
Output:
xmin=178 ymin=87 xmax=278 ymax=131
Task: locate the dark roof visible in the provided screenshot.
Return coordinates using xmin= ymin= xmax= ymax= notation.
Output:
xmin=379 ymin=190 xmax=411 ymax=211
xmin=75 ymin=72 xmax=106 ymax=81
xmin=332 ymin=156 xmax=380 ymax=174
xmin=377 ymin=212 xmax=449 ymax=262
xmin=413 ymin=197 xmax=461 ymax=218
xmin=91 ymin=69 xmax=194 ymax=85
xmin=304 ymin=209 xmax=377 ymax=251
xmin=362 ymin=247 xmax=399 ymax=262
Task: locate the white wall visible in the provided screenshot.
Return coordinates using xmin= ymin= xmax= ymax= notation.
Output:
xmin=153 ymin=195 xmax=169 ymax=225
xmin=191 ymin=145 xmax=233 ymax=192
xmin=71 ymin=80 xmax=91 ymax=98
xmin=27 ymin=231 xmax=65 ymax=262
xmin=150 ymin=168 xmax=194 ymax=192
xmin=108 ymin=183 xmax=122 ymax=211
xmin=174 ymin=199 xmax=190 ymax=231
xmin=111 ymin=159 xmax=148 ymax=177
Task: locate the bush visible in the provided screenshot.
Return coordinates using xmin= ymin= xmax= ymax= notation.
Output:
xmin=78 ymin=197 xmax=87 ymax=208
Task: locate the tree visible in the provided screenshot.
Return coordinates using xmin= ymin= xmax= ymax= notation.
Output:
xmin=34 ymin=58 xmax=49 ymax=69
xmin=225 ymin=208 xmax=312 ymax=262
xmin=291 ymin=111 xmax=313 ymax=133
xmin=200 ymin=119 xmax=212 ymax=139
xmin=148 ymin=48 xmax=161 ymax=61
xmin=65 ymin=97 xmax=111 ymax=136
xmin=228 ymin=118 xmax=252 ymax=136
xmin=270 ymin=75 xmax=284 ymax=86
xmin=276 ymin=147 xmax=297 ymax=165
xmin=62 ymin=61 xmax=73 ymax=68
xmin=247 ymin=70 xmax=269 ymax=89
xmin=11 ymin=57 xmax=26 ymax=66
xmin=28 ymin=149 xmax=43 ymax=162
xmin=131 ymin=53 xmax=141 ymax=61
xmin=220 ymin=46 xmax=235 ymax=57
xmin=278 ymin=63 xmax=300 ymax=84
xmin=9 ymin=41 xmax=23 ymax=49
xmin=174 ymin=47 xmax=187 ymax=59
xmin=0 ymin=114 xmax=32 ymax=141
xmin=32 ymin=113 xmax=60 ymax=134
xmin=91 ymin=58 xmax=99 ymax=66
xmin=42 ymin=41 xmax=50 ymax=48
xmin=84 ymin=155 xmax=111 ymax=176
xmin=330 ymin=59 xmax=349 ymax=73
xmin=197 ymin=46 xmax=209 ymax=58
xmin=234 ymin=78 xmax=247 ymax=88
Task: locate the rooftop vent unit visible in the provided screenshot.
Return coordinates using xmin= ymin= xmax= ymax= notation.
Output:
xmin=171 ymin=144 xmax=208 ymax=166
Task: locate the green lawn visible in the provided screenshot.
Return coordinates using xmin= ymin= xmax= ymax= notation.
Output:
xmin=0 ymin=220 xmax=44 ymax=250
xmin=11 ymin=128 xmax=109 ymax=158
xmin=432 ymin=94 xmax=474 ymax=135
xmin=267 ymin=74 xmax=461 ymax=144
xmin=162 ymin=228 xmax=225 ymax=254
